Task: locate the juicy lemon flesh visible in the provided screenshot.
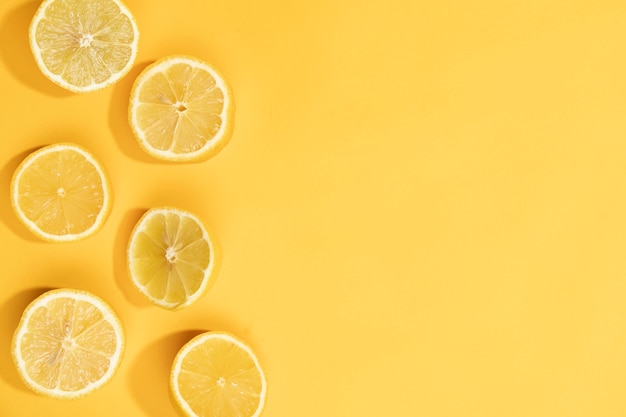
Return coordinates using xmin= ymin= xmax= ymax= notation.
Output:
xmin=20 ymin=298 xmax=117 ymax=392
xmin=34 ymin=0 xmax=135 ymax=88
xmin=16 ymin=149 xmax=105 ymax=236
xmin=130 ymin=212 xmax=211 ymax=308
xmin=178 ymin=338 xmax=264 ymax=417
xmin=134 ymin=62 xmax=225 ymax=154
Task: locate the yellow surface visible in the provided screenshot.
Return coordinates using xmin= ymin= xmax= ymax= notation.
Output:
xmin=2 ymin=0 xmax=626 ymax=416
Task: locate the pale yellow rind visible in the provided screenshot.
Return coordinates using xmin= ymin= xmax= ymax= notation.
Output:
xmin=11 ymin=288 xmax=125 ymax=399
xmin=29 ymin=0 xmax=139 ymax=93
xmin=169 ymin=331 xmax=267 ymax=417
xmin=128 ymin=55 xmax=235 ymax=162
xmin=127 ymin=207 xmax=220 ymax=310
xmin=10 ymin=143 xmax=113 ymax=242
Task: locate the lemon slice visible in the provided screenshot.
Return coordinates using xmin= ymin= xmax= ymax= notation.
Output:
xmin=128 ymin=55 xmax=235 ymax=162
xmin=29 ymin=0 xmax=139 ymax=93
xmin=11 ymin=288 xmax=125 ymax=399
xmin=10 ymin=143 xmax=112 ymax=242
xmin=127 ymin=207 xmax=219 ymax=310
xmin=170 ymin=331 xmax=267 ymax=417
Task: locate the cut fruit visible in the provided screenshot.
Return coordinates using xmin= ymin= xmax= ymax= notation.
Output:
xmin=11 ymin=288 xmax=125 ymax=399
xmin=127 ymin=207 xmax=219 ymax=310
xmin=128 ymin=55 xmax=235 ymax=162
xmin=29 ymin=0 xmax=139 ymax=93
xmin=10 ymin=143 xmax=112 ymax=242
xmin=170 ymin=331 xmax=267 ymax=417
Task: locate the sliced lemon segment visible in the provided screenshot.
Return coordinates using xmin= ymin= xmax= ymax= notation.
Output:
xmin=29 ymin=0 xmax=139 ymax=93
xmin=11 ymin=288 xmax=125 ymax=399
xmin=170 ymin=331 xmax=267 ymax=417
xmin=129 ymin=55 xmax=235 ymax=162
xmin=127 ymin=207 xmax=219 ymax=310
xmin=10 ymin=143 xmax=112 ymax=242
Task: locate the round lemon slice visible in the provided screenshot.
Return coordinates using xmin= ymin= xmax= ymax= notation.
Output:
xmin=128 ymin=55 xmax=235 ymax=162
xmin=10 ymin=143 xmax=112 ymax=242
xmin=170 ymin=331 xmax=267 ymax=417
xmin=127 ymin=207 xmax=219 ymax=310
xmin=29 ymin=0 xmax=139 ymax=93
xmin=11 ymin=288 xmax=125 ymax=399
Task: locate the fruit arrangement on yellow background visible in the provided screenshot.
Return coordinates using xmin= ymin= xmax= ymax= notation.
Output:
xmin=9 ymin=0 xmax=266 ymax=416
xmin=6 ymin=0 xmax=626 ymax=415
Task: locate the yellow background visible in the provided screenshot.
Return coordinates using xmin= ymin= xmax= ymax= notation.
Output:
xmin=2 ymin=0 xmax=626 ymax=415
